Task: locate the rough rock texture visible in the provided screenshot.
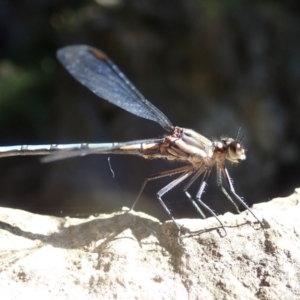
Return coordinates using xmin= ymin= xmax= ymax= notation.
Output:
xmin=0 ymin=189 xmax=300 ymax=300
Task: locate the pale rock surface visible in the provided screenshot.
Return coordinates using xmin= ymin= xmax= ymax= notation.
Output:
xmin=0 ymin=189 xmax=300 ymax=299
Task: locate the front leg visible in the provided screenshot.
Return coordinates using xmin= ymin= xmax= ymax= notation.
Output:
xmin=218 ymin=166 xmax=262 ymax=226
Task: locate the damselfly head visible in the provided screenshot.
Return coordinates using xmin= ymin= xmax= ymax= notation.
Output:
xmin=222 ymin=137 xmax=246 ymax=163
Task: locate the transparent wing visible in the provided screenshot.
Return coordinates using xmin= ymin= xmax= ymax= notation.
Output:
xmin=57 ymin=45 xmax=174 ymax=132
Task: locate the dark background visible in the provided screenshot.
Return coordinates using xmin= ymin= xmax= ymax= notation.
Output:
xmin=0 ymin=0 xmax=299 ymax=221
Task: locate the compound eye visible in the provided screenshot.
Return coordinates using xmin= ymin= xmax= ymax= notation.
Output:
xmin=229 ymin=141 xmax=245 ymax=161
xmin=231 ymin=141 xmax=242 ymax=154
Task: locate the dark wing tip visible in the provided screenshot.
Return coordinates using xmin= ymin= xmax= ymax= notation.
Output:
xmin=57 ymin=45 xmax=107 ymax=65
xmin=57 ymin=44 xmax=84 ymax=59
xmin=88 ymin=47 xmax=107 ymax=61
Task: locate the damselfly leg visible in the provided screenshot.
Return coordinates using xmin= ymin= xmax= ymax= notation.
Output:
xmin=0 ymin=45 xmax=262 ymax=236
xmin=218 ymin=166 xmax=263 ymax=226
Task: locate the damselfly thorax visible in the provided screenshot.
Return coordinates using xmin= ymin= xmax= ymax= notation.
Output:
xmin=0 ymin=45 xmax=261 ymax=235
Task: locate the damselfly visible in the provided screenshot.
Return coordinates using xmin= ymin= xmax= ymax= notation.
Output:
xmin=0 ymin=45 xmax=261 ymax=233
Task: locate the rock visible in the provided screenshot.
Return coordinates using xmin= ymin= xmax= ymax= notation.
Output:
xmin=0 ymin=188 xmax=300 ymax=299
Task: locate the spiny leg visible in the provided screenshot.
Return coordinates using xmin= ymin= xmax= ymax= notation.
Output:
xmin=131 ymin=166 xmax=195 ymax=243
xmin=182 ymin=165 xmax=207 ymax=219
xmin=216 ymin=168 xmax=241 ymax=213
xmin=130 ymin=165 xmax=197 ymax=239
xmin=219 ymin=166 xmax=262 ymax=226
xmin=131 ymin=165 xmax=193 ymax=211
xmin=194 ymin=167 xmax=227 ymax=234
xmin=155 ymin=169 xmax=195 ymax=231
